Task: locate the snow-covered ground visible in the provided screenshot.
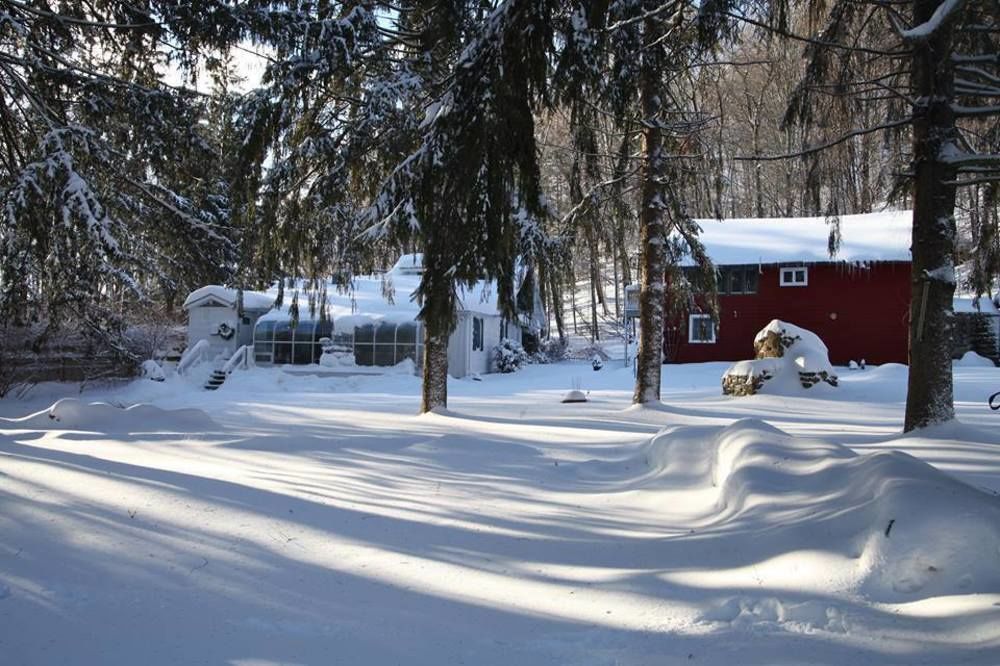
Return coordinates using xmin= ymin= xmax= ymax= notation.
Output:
xmin=2 ymin=361 xmax=999 ymax=665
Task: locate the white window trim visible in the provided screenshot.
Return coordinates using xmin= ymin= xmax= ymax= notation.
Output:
xmin=780 ymin=266 xmax=809 ymax=287
xmin=688 ymin=314 xmax=716 ymax=344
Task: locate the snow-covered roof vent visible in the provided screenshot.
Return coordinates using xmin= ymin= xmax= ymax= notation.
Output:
xmin=687 ymin=210 xmax=912 ymax=266
xmin=391 ymin=253 xmax=425 ymax=276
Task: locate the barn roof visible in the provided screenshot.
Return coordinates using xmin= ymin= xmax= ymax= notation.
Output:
xmin=688 ymin=210 xmax=912 ymax=266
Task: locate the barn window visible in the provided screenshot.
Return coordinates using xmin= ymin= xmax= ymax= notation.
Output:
xmin=688 ymin=314 xmax=716 ymax=344
xmin=780 ymin=266 xmax=808 ymax=287
xmin=715 ymin=267 xmax=759 ymax=295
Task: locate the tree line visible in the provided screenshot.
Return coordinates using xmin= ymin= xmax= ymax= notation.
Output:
xmin=1 ymin=0 xmax=997 ymax=430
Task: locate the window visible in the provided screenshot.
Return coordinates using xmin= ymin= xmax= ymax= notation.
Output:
xmin=780 ymin=266 xmax=809 ymax=287
xmin=472 ymin=317 xmax=484 ymax=351
xmin=716 ymin=267 xmax=759 ymax=295
xmin=688 ymin=314 xmax=716 ymax=344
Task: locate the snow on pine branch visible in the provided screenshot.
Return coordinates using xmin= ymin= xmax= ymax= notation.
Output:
xmin=898 ymin=0 xmax=967 ymax=41
xmin=7 ymin=127 xmax=121 ymax=255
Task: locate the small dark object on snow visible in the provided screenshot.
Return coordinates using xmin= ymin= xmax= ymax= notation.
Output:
xmin=990 ymin=391 xmax=1000 ymax=410
xmin=885 ymin=519 xmax=895 ymax=537
xmin=592 ymin=355 xmax=603 ymax=371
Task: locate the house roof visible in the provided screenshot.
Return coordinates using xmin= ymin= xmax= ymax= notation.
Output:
xmin=182 ymin=286 xmax=275 ymax=311
xmin=687 ymin=210 xmax=912 ymax=266
xmin=249 ymin=259 xmax=503 ymax=328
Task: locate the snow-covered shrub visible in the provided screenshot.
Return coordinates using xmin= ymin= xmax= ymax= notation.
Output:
xmin=569 ymin=343 xmax=609 ymax=362
xmin=141 ymin=360 xmax=166 ymax=382
xmin=493 ymin=338 xmax=528 ymax=373
xmin=532 ymin=338 xmax=568 ymax=364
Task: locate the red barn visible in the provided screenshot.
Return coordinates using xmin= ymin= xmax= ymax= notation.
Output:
xmin=666 ymin=211 xmax=913 ymax=366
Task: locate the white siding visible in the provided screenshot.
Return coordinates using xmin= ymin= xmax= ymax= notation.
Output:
xmin=448 ymin=313 xmax=470 ymax=378
xmin=187 ymin=305 xmax=240 ymax=360
xmin=475 ymin=315 xmax=503 ymax=375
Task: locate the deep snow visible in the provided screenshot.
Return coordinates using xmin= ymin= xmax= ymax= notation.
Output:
xmin=1 ymin=360 xmax=999 ymax=665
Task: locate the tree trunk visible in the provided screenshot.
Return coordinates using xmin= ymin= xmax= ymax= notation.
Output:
xmin=421 ymin=326 xmax=449 ymax=413
xmin=550 ymin=269 xmax=566 ymax=342
xmin=904 ymin=0 xmax=959 ymax=432
xmin=419 ymin=258 xmax=454 ymax=413
xmin=633 ymin=15 xmax=667 ymax=405
xmin=589 ymin=271 xmax=599 ymax=342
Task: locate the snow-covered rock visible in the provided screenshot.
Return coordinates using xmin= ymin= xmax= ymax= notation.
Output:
xmin=723 ymin=320 xmax=838 ymax=395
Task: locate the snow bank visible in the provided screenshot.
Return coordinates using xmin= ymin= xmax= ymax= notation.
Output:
xmin=639 ymin=419 xmax=1000 ymax=602
xmin=7 ymin=398 xmax=218 ymax=433
xmin=954 ymin=351 xmax=996 ymax=367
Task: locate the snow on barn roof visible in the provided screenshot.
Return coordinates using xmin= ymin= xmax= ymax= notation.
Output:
xmin=689 ymin=210 xmax=912 ymax=266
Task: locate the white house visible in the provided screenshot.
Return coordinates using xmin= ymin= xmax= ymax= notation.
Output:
xmin=183 ymin=254 xmax=538 ymax=378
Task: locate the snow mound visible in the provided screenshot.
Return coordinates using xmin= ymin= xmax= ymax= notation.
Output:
xmin=723 ymin=320 xmax=838 ymax=395
xmin=640 ymin=420 xmax=1000 ymax=601
xmin=954 ymin=351 xmax=996 ymax=367
xmin=10 ymin=398 xmax=218 ymax=433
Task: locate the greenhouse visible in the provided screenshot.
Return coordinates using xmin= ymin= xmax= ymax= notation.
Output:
xmin=252 ymin=319 xmax=333 ymax=365
xmin=253 ymin=318 xmax=424 ymax=369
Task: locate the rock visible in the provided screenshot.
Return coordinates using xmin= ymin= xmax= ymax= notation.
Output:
xmin=723 ymin=320 xmax=838 ymax=396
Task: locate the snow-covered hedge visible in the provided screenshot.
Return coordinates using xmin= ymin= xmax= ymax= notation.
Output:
xmin=493 ymin=338 xmax=528 ymax=373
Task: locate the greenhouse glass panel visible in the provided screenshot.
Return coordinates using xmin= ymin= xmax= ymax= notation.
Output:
xmin=355 ymin=344 xmax=374 ymax=366
xmin=375 ymin=322 xmax=396 ymax=344
xmin=275 ymin=321 xmax=292 ymax=343
xmin=315 ymin=320 xmax=333 ymax=340
xmin=293 ymin=341 xmax=313 ymax=364
xmin=273 ymin=343 xmax=292 ymax=364
xmin=354 ymin=324 xmax=375 ymax=343
xmin=396 ymin=345 xmax=417 ymax=364
xmin=293 ymin=321 xmax=316 ymax=341
xmin=374 ymin=345 xmax=395 ymax=366
xmin=396 ymin=323 xmax=417 ymax=344
xmin=255 ymin=320 xmax=275 ymax=341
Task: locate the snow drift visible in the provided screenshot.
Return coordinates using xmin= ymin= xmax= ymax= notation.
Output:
xmin=4 ymin=398 xmax=218 ymax=433
xmin=638 ymin=419 xmax=1000 ymax=602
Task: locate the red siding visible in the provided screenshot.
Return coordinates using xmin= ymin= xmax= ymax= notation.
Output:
xmin=666 ymin=262 xmax=911 ymax=365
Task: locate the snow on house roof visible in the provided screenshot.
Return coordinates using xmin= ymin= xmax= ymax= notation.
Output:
xmin=255 ymin=259 xmax=502 ymax=327
xmin=182 ymin=286 xmax=275 ymax=310
xmin=688 ymin=210 xmax=912 ymax=266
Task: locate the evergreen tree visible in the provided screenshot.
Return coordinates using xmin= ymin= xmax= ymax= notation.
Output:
xmin=760 ymin=0 xmax=1000 ymax=430
xmin=0 ymin=0 xmax=242 ymax=352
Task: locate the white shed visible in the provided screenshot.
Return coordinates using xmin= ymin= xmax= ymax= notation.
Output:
xmin=183 ymin=286 xmax=275 ymax=360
